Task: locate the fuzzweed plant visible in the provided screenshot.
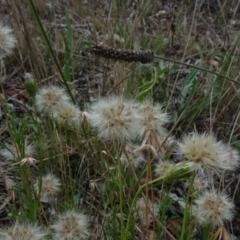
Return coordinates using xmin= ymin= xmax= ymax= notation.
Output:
xmin=50 ymin=211 xmax=89 ymax=240
xmin=177 ymin=132 xmax=239 ymax=174
xmin=1 ymin=1 xmax=240 ymax=240
xmin=34 ymin=173 xmax=61 ymax=203
xmin=0 ymin=222 xmax=46 ymax=240
xmin=154 ymin=160 xmax=174 ymax=177
xmin=0 ymin=140 xmax=35 ymax=161
xmin=139 ymin=99 xmax=168 ymax=138
xmin=139 ymin=99 xmax=169 ymax=155
xmin=134 ymin=197 xmax=159 ymax=227
xmin=53 ymin=102 xmax=81 ymax=127
xmin=88 ymin=95 xmax=143 ymax=143
xmin=35 ymin=85 xmax=70 ymax=114
xmin=0 ymin=22 xmax=17 ymax=58
xmin=194 ymin=190 xmax=235 ymax=227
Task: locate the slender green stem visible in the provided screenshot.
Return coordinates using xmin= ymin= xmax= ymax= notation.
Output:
xmin=180 ymin=174 xmax=195 ymax=240
xmin=27 ymin=0 xmax=75 ymax=104
xmin=203 ymin=224 xmax=212 ymax=240
xmin=154 ymin=55 xmax=239 ymax=85
xmin=125 ymin=176 xmax=164 ymax=234
xmin=116 ymin=145 xmax=125 ymax=240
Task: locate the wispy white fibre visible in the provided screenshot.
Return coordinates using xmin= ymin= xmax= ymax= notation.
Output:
xmin=51 ymin=210 xmax=89 ymax=240
xmin=89 ymin=96 xmax=143 ymax=142
xmin=194 ymin=190 xmax=234 ymax=226
xmin=0 ymin=221 xmax=46 ymax=240
xmin=0 ymin=22 xmax=17 ymax=58
xmin=35 ymin=86 xmax=70 ymax=114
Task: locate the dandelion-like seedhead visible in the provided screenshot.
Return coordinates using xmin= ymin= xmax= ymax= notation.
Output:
xmin=139 ymin=100 xmax=168 ymax=137
xmin=53 ymin=102 xmax=81 ymax=126
xmin=35 ymin=85 xmax=70 ymax=114
xmin=0 ymin=140 xmax=34 ymax=161
xmin=154 ymin=161 xmax=173 ymax=177
xmin=0 ymin=221 xmax=46 ymax=240
xmin=221 ymin=143 xmax=240 ymax=171
xmin=120 ymin=145 xmax=145 ymax=168
xmin=193 ymin=175 xmax=211 ymax=192
xmin=135 ymin=197 xmax=159 ymax=226
xmin=88 ymin=96 xmax=143 ymax=142
xmin=194 ymin=190 xmax=234 ymax=226
xmin=51 ymin=210 xmax=89 ymax=240
xmin=177 ymin=132 xmax=229 ymax=173
xmin=0 ymin=22 xmax=17 ymax=58
xmin=34 ymin=173 xmax=61 ymax=203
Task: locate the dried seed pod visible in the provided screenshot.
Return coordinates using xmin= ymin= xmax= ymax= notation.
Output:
xmin=92 ymin=44 xmax=154 ymax=63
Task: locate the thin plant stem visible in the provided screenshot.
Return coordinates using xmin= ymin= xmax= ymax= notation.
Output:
xmin=125 ymin=176 xmax=176 ymax=240
xmin=154 ymin=55 xmax=239 ymax=85
xmin=116 ymin=144 xmax=125 ymax=240
xmin=27 ymin=0 xmax=75 ymax=103
xmin=180 ymin=174 xmax=195 ymax=240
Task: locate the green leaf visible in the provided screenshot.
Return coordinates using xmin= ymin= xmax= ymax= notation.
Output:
xmin=178 ymin=69 xmax=198 ymax=107
xmin=137 ymin=78 xmax=156 ymax=102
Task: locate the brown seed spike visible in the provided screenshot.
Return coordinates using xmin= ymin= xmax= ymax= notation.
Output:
xmin=92 ymin=44 xmax=154 ymax=64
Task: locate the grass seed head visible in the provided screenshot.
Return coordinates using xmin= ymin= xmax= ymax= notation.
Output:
xmin=34 ymin=173 xmax=61 ymax=203
xmin=194 ymin=190 xmax=234 ymax=226
xmin=88 ymin=96 xmax=143 ymax=142
xmin=0 ymin=22 xmax=17 ymax=58
xmin=35 ymin=86 xmax=70 ymax=114
xmin=50 ymin=210 xmax=89 ymax=240
xmin=92 ymin=44 xmax=154 ymax=63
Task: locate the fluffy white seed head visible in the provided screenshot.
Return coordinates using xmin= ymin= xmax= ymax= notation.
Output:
xmin=138 ymin=100 xmax=168 ymax=137
xmin=120 ymin=145 xmax=145 ymax=168
xmin=0 ymin=221 xmax=46 ymax=240
xmin=0 ymin=22 xmax=17 ymax=58
xmin=34 ymin=173 xmax=61 ymax=203
xmin=194 ymin=190 xmax=234 ymax=226
xmin=177 ymin=132 xmax=228 ymax=173
xmin=51 ymin=210 xmax=89 ymax=240
xmin=88 ymin=96 xmax=143 ymax=142
xmin=154 ymin=161 xmax=174 ymax=177
xmin=193 ymin=175 xmax=211 ymax=192
xmin=135 ymin=197 xmax=159 ymax=226
xmin=0 ymin=140 xmax=34 ymax=161
xmin=35 ymin=86 xmax=70 ymax=114
xmin=53 ymin=102 xmax=81 ymax=126
xmin=220 ymin=143 xmax=240 ymax=171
